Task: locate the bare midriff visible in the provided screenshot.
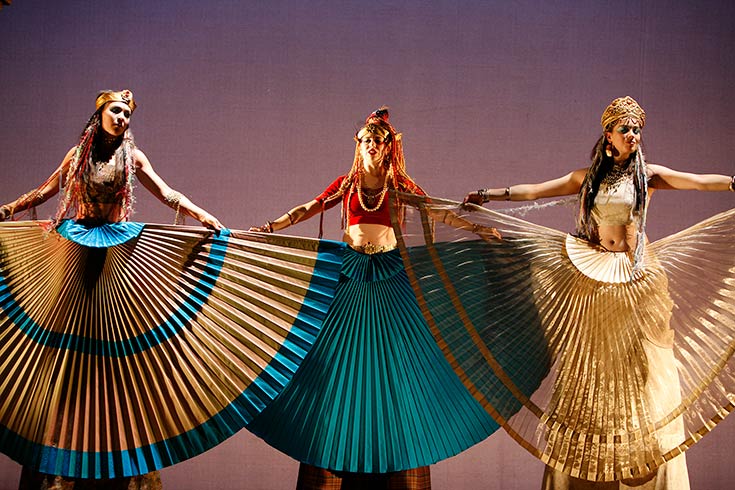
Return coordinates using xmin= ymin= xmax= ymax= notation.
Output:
xmin=76 ymin=202 xmax=123 ymax=223
xmin=343 ymin=223 xmax=396 ymax=248
xmin=596 ymin=224 xmax=638 ymax=252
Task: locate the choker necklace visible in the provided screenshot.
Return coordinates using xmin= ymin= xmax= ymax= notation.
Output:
xmin=601 ymin=163 xmax=632 ymax=190
xmin=99 ymin=132 xmax=121 ymax=147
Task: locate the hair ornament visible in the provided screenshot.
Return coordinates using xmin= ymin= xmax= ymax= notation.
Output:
xmin=95 ymin=89 xmax=137 ymax=113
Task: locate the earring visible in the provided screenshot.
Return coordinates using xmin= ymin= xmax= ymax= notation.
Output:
xmin=605 ymin=143 xmax=613 ymax=158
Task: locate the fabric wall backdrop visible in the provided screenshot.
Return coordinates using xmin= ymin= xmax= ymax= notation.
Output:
xmin=0 ymin=1 xmax=733 ymax=488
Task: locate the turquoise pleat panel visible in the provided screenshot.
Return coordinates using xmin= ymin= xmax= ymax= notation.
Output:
xmin=57 ymin=220 xmax=145 ymax=247
xmin=248 ymin=247 xmax=498 ymax=473
xmin=402 ymin=239 xmax=551 ymax=420
xmin=0 ymin=221 xmax=344 ymax=478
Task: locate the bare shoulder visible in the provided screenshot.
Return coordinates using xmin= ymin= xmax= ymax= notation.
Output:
xmin=569 ymin=167 xmax=589 ymax=185
xmin=133 ymin=148 xmax=151 ymax=169
xmin=645 ymin=163 xmax=671 ymax=176
xmin=56 ymin=147 xmax=78 ymax=171
xmin=64 ymin=146 xmax=77 ymax=159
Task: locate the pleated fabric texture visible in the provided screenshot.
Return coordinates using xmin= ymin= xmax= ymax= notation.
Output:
xmin=248 ymin=247 xmax=499 ymax=473
xmin=0 ymin=221 xmax=344 ymax=479
xmin=392 ymin=192 xmax=735 ymax=483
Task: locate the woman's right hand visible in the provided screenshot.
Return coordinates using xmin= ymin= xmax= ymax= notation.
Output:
xmin=249 ymin=222 xmax=273 ymax=233
xmin=475 ymin=224 xmax=502 ymax=241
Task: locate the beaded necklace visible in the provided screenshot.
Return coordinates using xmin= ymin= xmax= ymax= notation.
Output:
xmin=357 ymin=169 xmax=390 ymax=212
xmin=601 ymin=162 xmax=633 ymax=191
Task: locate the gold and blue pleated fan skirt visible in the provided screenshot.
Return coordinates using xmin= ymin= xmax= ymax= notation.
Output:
xmin=0 ymin=221 xmax=343 ymax=478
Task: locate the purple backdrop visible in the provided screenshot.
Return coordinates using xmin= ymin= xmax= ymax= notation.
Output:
xmin=0 ymin=1 xmax=733 ymax=488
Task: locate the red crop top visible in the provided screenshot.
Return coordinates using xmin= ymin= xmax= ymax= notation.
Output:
xmin=315 ymin=175 xmax=393 ymax=227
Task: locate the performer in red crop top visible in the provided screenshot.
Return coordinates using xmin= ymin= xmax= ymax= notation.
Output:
xmin=456 ymin=96 xmax=734 ymax=490
xmin=253 ymin=106 xmax=425 ymax=251
xmin=249 ymin=108 xmax=499 ymax=489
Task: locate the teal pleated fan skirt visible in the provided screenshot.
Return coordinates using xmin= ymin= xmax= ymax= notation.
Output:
xmin=248 ymin=247 xmax=501 ymax=473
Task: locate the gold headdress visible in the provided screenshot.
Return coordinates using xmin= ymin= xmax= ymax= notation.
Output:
xmin=95 ymin=89 xmax=137 ymax=113
xmin=600 ymin=96 xmax=645 ymax=130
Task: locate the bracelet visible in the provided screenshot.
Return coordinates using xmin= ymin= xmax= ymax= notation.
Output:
xmin=477 ymin=188 xmax=511 ymax=202
xmin=264 ymin=221 xmax=274 ymax=233
xmin=164 ymin=190 xmax=184 ymax=225
xmin=730 ymin=175 xmax=734 ymax=192
xmin=163 ymin=190 xmax=183 ymax=206
xmin=286 ymin=211 xmax=295 ymax=224
xmin=19 ymin=189 xmax=44 ymax=208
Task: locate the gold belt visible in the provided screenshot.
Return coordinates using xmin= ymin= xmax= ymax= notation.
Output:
xmin=350 ymin=242 xmax=397 ymax=255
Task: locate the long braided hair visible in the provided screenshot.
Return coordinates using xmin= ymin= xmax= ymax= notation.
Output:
xmin=576 ymin=122 xmax=649 ymax=270
xmin=51 ymin=103 xmax=137 ymax=227
xmin=321 ymin=107 xmax=425 ymax=229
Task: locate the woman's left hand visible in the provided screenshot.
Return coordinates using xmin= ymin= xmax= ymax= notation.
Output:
xmin=463 ymin=191 xmax=485 ymax=206
xmin=200 ymin=213 xmax=224 ymax=231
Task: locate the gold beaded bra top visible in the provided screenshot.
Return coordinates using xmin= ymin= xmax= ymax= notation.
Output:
xmin=591 ymin=169 xmax=636 ymax=226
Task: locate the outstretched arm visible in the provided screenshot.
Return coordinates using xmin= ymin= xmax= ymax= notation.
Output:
xmin=0 ymin=147 xmax=75 ymax=221
xmin=464 ymin=168 xmax=588 ymax=205
xmin=250 ymin=199 xmax=323 ymax=233
xmin=427 ymin=206 xmax=502 ymax=240
xmin=134 ymin=149 xmax=223 ymax=230
xmin=647 ymin=164 xmax=734 ymax=192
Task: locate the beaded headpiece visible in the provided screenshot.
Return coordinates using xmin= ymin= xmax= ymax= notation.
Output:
xmin=600 ymin=96 xmax=645 ymax=130
xmin=95 ymin=89 xmax=137 ymax=113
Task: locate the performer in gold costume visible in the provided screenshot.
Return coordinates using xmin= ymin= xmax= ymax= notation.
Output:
xmin=455 ymin=96 xmax=733 ymax=489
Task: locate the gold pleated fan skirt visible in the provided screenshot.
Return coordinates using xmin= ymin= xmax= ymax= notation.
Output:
xmin=392 ymin=192 xmax=735 ymax=482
